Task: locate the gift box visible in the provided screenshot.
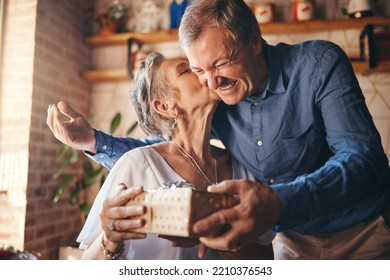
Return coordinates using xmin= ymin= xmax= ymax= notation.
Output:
xmin=126 ymin=181 xmax=238 ymax=237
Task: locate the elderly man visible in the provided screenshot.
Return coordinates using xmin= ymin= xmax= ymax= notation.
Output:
xmin=48 ymin=0 xmax=390 ymax=259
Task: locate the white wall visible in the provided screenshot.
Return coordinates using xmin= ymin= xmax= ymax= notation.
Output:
xmin=90 ymin=0 xmax=390 ymax=159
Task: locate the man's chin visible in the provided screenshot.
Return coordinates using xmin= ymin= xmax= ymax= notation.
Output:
xmin=220 ymin=94 xmax=245 ymax=105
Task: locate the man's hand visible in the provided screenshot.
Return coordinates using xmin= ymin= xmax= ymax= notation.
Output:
xmin=47 ymin=101 xmax=97 ymax=153
xmin=193 ymin=179 xmax=281 ymax=251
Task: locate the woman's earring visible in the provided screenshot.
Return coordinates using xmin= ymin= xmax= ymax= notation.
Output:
xmin=171 ymin=119 xmax=178 ymax=130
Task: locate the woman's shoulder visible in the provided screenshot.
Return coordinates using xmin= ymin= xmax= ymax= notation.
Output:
xmin=120 ymin=145 xmax=159 ymax=160
xmin=110 ymin=146 xmax=162 ymax=175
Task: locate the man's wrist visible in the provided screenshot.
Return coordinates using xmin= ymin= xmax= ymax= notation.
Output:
xmin=86 ymin=129 xmax=97 ymax=154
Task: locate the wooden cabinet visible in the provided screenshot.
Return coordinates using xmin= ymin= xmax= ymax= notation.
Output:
xmin=83 ymin=17 xmax=390 ymax=83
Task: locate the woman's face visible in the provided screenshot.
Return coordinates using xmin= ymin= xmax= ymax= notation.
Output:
xmin=159 ymin=58 xmax=220 ymax=112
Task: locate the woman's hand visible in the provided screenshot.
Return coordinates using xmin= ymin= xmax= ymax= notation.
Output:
xmin=81 ymin=184 xmax=147 ymax=260
xmin=100 ymin=184 xmax=147 ymax=246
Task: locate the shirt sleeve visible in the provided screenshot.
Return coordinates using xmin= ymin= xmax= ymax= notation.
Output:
xmin=84 ymin=129 xmax=165 ymax=170
xmin=273 ymin=44 xmax=390 ymax=234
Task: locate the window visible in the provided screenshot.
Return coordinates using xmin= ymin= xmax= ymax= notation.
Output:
xmin=0 ymin=0 xmax=4 ymax=81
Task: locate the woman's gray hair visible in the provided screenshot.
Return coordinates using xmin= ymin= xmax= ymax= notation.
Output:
xmin=178 ymin=0 xmax=264 ymax=50
xmin=130 ymin=52 xmax=175 ymax=140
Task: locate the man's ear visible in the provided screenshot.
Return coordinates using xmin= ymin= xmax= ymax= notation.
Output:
xmin=251 ymin=27 xmax=263 ymax=55
xmin=152 ymin=99 xmax=175 ymax=118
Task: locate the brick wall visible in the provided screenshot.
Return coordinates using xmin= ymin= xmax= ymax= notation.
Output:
xmin=27 ymin=0 xmax=93 ymax=259
xmin=0 ymin=0 xmax=93 ymax=259
xmin=0 ymin=0 xmax=37 ymax=252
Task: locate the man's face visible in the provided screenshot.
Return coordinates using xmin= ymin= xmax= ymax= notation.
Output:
xmin=184 ymin=25 xmax=265 ymax=105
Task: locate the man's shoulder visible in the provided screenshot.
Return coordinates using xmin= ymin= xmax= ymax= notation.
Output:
xmin=273 ymin=40 xmax=339 ymax=55
xmin=269 ymin=40 xmax=345 ymax=72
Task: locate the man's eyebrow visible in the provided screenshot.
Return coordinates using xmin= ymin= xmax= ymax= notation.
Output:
xmin=189 ymin=55 xmax=230 ymax=71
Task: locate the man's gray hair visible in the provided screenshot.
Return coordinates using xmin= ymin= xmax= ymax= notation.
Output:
xmin=131 ymin=52 xmax=175 ymax=140
xmin=178 ymin=0 xmax=263 ymax=50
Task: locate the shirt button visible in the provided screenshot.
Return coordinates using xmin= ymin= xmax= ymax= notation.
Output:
xmin=269 ymin=178 xmax=275 ymax=184
xmin=254 ymin=102 xmax=259 ymax=106
xmin=257 ymin=140 xmax=263 ymax=146
xmin=102 ymin=145 xmax=107 ymax=150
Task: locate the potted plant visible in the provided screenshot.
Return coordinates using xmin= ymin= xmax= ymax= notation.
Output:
xmin=0 ymin=246 xmax=40 ymax=260
xmin=52 ymin=112 xmax=137 ymax=222
xmin=52 ymin=112 xmax=137 ymax=259
xmin=87 ymin=0 xmax=129 ymax=36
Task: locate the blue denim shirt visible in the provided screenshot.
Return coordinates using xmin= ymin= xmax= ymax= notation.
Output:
xmin=89 ymin=40 xmax=390 ymax=235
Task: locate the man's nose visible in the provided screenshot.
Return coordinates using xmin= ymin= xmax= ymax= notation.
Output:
xmin=204 ymin=71 xmax=219 ymax=90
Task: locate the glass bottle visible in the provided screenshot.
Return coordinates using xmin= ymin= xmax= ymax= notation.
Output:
xmin=176 ymin=0 xmax=188 ymax=28
xmin=170 ymin=0 xmax=178 ymax=29
xmin=293 ymin=0 xmax=315 ymax=21
xmin=170 ymin=0 xmax=188 ymax=29
xmin=347 ymin=0 xmax=373 ymax=18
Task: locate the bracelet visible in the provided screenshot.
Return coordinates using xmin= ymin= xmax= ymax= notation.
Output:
xmin=101 ymin=234 xmax=125 ymax=260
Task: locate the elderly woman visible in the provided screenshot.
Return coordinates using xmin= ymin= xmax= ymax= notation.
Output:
xmin=69 ymin=52 xmax=274 ymax=260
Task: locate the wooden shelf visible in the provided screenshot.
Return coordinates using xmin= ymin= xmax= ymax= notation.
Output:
xmin=83 ymin=17 xmax=390 ymax=82
xmin=86 ymin=29 xmax=179 ymax=47
xmin=83 ymin=60 xmax=390 ymax=83
xmin=82 ymin=69 xmax=130 ymax=83
xmin=261 ymin=16 xmax=390 ymax=34
xmin=85 ymin=17 xmax=390 ymax=47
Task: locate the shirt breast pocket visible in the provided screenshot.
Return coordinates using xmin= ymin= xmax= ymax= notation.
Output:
xmin=276 ymin=123 xmax=324 ymax=178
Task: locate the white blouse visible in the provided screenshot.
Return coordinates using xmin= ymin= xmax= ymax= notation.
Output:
xmin=77 ymin=145 xmax=274 ymax=259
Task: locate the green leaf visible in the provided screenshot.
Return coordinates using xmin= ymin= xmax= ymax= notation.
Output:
xmin=55 ymin=144 xmax=70 ymax=160
xmin=110 ymin=112 xmax=121 ymax=134
xmin=91 ymin=166 xmax=105 ymax=178
xmin=100 ymin=173 xmax=107 ymax=187
xmin=53 ymin=155 xmax=74 ymax=178
xmin=81 ymin=177 xmax=95 ymax=189
xmin=126 ymin=121 xmax=138 ymax=135
xmin=69 ymin=182 xmax=81 ymax=205
xmin=80 ymin=203 xmax=90 ymax=218
xmin=82 ymin=161 xmax=94 ymax=176
xmin=52 ymin=175 xmax=74 ymax=203
xmin=69 ymin=149 xmax=78 ymax=163
xmin=86 ymin=114 xmax=94 ymax=123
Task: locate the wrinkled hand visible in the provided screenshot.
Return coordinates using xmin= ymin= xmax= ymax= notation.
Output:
xmin=47 ymin=101 xmax=97 ymax=153
xmin=100 ymin=184 xmax=147 ymax=244
xmin=193 ymin=179 xmax=281 ymax=251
